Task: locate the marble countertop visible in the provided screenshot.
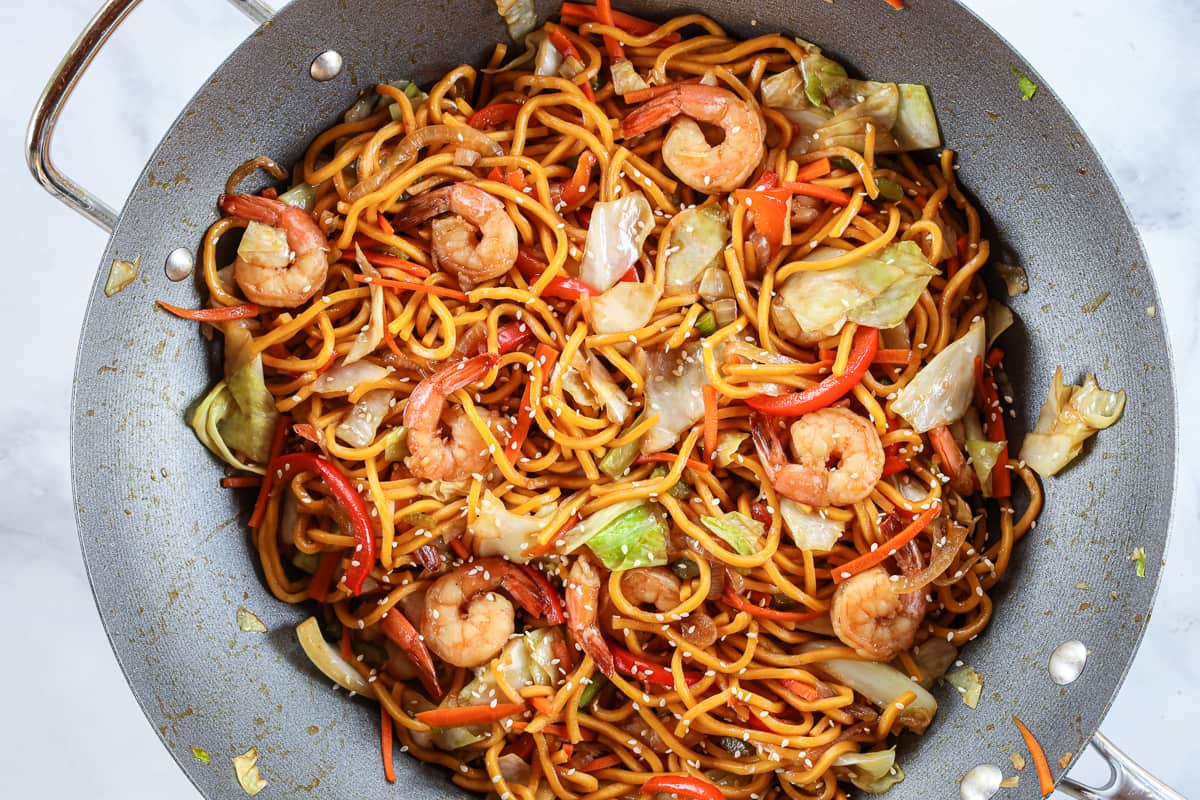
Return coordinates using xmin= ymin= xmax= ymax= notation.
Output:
xmin=0 ymin=0 xmax=1195 ymax=797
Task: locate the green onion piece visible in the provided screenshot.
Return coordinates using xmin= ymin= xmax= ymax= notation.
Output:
xmin=695 ymin=309 xmax=718 ymax=337
xmin=829 ymin=156 xmax=857 ymax=172
xmin=772 ymin=593 xmax=801 ymax=611
xmin=670 ymin=557 xmax=700 ymax=580
xmin=1009 ymin=64 xmax=1037 ymax=100
xmin=649 ymin=466 xmax=690 ymax=499
xmin=236 ymin=606 xmax=268 ymax=633
xmin=402 ymin=511 xmax=435 ymax=528
xmin=578 ymin=673 xmax=608 ymax=709
xmin=716 ymin=735 xmax=755 ymax=758
xmin=875 ymin=178 xmax=904 ymax=202
xmin=1131 ymin=547 xmax=1146 ymax=578
xmin=600 ymin=439 xmax=642 ymax=478
xmin=191 ymin=745 xmax=211 ymax=764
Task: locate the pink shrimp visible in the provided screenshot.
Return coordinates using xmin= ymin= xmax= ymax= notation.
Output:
xmin=402 ymin=353 xmax=501 ymax=481
xmin=393 ymin=183 xmax=517 ymax=289
xmin=219 ymin=193 xmax=330 ymax=307
xmin=565 ymin=552 xmax=615 ymax=677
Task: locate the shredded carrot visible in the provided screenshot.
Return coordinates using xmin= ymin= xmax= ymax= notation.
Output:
xmin=220 ymin=476 xmax=262 ymax=488
xmin=884 ymin=0 xmax=904 ymax=8
xmin=723 ymin=588 xmax=825 ymax=621
xmin=702 ymin=384 xmax=719 ymax=464
xmin=376 ymin=213 xmax=395 ymax=238
xmin=793 ymin=158 xmax=832 ymax=183
xmin=448 ymin=537 xmax=470 ymax=561
xmin=621 ymin=77 xmax=701 ymax=105
xmin=780 ymin=678 xmax=821 ymax=701
xmin=416 ymin=703 xmax=526 ymax=728
xmin=634 ymin=453 xmax=711 ymax=472
xmin=340 ymin=629 xmax=353 ymax=662
xmin=1012 ymin=716 xmax=1055 ymax=797
xmin=529 ymin=696 xmax=553 ymax=714
xmin=581 ymin=754 xmax=621 ymax=772
xmin=928 ymin=424 xmax=969 ymax=488
xmin=594 ymin=0 xmax=624 ymax=59
xmin=506 ymin=168 xmax=529 ymax=192
xmin=248 ymin=415 xmax=290 ymax=528
xmin=506 ymin=344 xmax=560 ymax=463
xmin=510 ymin=721 xmax=594 ymax=740
xmin=157 ymin=301 xmax=259 ymax=322
xmin=307 ymin=551 xmax=340 ymax=603
xmin=526 ymin=513 xmax=580 ymax=557
xmin=380 ymin=710 xmax=396 ymax=783
xmin=560 ymin=151 xmax=597 ymax=212
xmin=350 ymin=274 xmax=468 ymax=301
xmin=559 ymin=2 xmax=679 ymax=40
xmin=820 ymin=347 xmax=911 ymax=365
xmin=781 ymin=181 xmax=855 ymax=206
xmin=831 ymin=503 xmax=941 ymax=582
xmin=986 ymin=347 xmax=1005 ymax=368
xmin=342 ymin=250 xmax=431 ymax=278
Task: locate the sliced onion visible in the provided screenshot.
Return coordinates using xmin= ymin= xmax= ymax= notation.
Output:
xmin=888 ymin=518 xmax=969 ymax=594
xmin=295 ymin=616 xmax=375 ymax=696
xmin=350 ymin=125 xmax=504 ymax=201
xmin=454 ymin=147 xmax=481 ymax=166
xmin=498 ymin=753 xmax=532 ymax=785
xmin=344 ymin=246 xmax=384 ymax=365
xmin=315 ymin=360 xmax=390 ymax=396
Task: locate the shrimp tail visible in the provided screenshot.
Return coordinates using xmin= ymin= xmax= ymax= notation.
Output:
xmin=432 ymin=353 xmax=500 ymax=395
xmin=380 ymin=609 xmax=443 ymax=699
xmin=576 ymin=627 xmax=615 ymax=678
xmin=492 ymin=561 xmax=555 ymax=619
xmin=621 ymin=89 xmax=683 ymax=138
xmin=219 ymin=192 xmax=284 ymax=225
xmin=749 ymin=412 xmax=785 ymax=479
xmin=392 ymin=188 xmax=453 ymax=229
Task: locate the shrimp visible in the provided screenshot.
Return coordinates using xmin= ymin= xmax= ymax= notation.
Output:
xmin=621 ymin=84 xmax=765 ymax=194
xmin=420 ymin=558 xmax=554 ymax=668
xmin=403 ymin=353 xmax=501 ymax=481
xmin=830 ymin=566 xmax=926 ymax=661
xmin=393 ymin=183 xmax=517 ymax=289
xmin=565 ymin=553 xmax=615 ymax=677
xmin=219 ymin=193 xmax=329 ymax=307
xmin=751 ymin=408 xmax=884 ymax=507
xmin=619 ymin=567 xmax=718 ymax=648
xmin=380 ymin=607 xmax=443 ymax=698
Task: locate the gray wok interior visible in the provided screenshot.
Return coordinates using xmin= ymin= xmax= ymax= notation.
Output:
xmin=70 ymin=0 xmax=1175 ymax=797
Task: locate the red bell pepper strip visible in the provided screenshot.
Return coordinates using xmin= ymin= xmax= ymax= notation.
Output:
xmin=506 ymin=343 xmax=560 ymax=463
xmin=734 ymin=185 xmax=793 ymax=256
xmin=157 ymin=301 xmax=259 ymax=321
xmin=559 ymin=150 xmax=597 ymax=212
xmin=307 ymin=551 xmax=341 ymax=603
xmin=753 ymin=170 xmax=780 ymax=190
xmin=493 ymin=321 xmax=534 ymax=355
xmin=611 ymin=645 xmax=700 ymax=686
xmin=640 ymin=775 xmax=725 ymax=800
xmin=515 ymin=247 xmax=598 ymax=300
xmin=520 ymin=566 xmax=566 ymax=624
xmin=746 ymin=326 xmax=879 ymax=416
xmin=974 ymin=356 xmax=1012 ymax=498
xmin=272 ymin=452 xmax=376 ymax=595
xmin=467 ymin=102 xmax=521 ymax=129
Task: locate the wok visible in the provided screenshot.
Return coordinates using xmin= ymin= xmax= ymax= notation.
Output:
xmin=28 ymin=0 xmax=1182 ymax=797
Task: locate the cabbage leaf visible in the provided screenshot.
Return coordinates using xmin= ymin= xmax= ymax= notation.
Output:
xmin=891 ymin=320 xmax=985 ymax=432
xmin=1019 ymin=367 xmax=1125 ymax=477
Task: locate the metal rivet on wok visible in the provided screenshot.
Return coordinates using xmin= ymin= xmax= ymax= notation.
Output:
xmin=959 ymin=764 xmax=1001 ymax=800
xmin=164 ymin=248 xmax=194 ymax=281
xmin=1049 ymin=639 xmax=1088 ymax=685
xmin=310 ymin=50 xmax=344 ymax=81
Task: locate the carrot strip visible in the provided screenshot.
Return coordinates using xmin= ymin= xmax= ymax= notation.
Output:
xmin=1012 ymin=716 xmax=1055 ymax=797
xmin=448 ymin=537 xmax=470 ymax=561
xmin=415 ymin=703 xmax=526 ymax=728
xmin=702 ymin=384 xmax=719 ymax=464
xmin=525 ymin=513 xmax=580 ymax=557
xmin=157 ymin=301 xmax=259 ymax=321
xmin=722 ymin=588 xmax=825 ymax=621
xmin=928 ymin=424 xmax=969 ymax=488
xmin=621 ymin=77 xmax=702 ymax=104
xmin=793 ymin=157 xmax=832 ymax=183
xmin=341 ymin=250 xmax=431 ymax=278
xmin=560 ymin=3 xmax=668 ymax=36
xmin=594 ymin=0 xmax=624 ymax=59
xmin=350 ymin=274 xmax=468 ymax=301
xmin=307 ymin=551 xmax=340 ymax=603
xmin=884 ymin=0 xmax=904 ymax=8
xmin=220 ymin=476 xmax=262 ymax=488
xmin=529 ymin=696 xmax=553 ymax=714
xmin=780 ymin=678 xmax=821 ymax=702
xmin=873 ymin=349 xmax=912 ymax=365
xmin=581 ymin=754 xmax=621 ymax=772
xmin=340 ymin=629 xmax=353 ymax=662
xmin=634 ymin=453 xmax=711 ymax=472
xmin=381 ymin=710 xmax=396 ymax=783
xmin=506 ymin=344 xmax=560 ymax=463
xmin=831 ymin=503 xmax=941 ymax=583
xmin=780 ymin=181 xmax=854 ymax=206
xmin=248 ymin=415 xmax=290 ymax=528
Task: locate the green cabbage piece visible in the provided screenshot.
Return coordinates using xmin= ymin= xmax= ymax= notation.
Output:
xmin=700 ymin=512 xmax=762 ymax=555
xmin=713 ymin=431 xmax=748 ymax=468
xmin=892 ymin=320 xmax=985 ymax=433
xmin=232 ymin=747 xmax=267 ymax=796
xmin=801 ymin=50 xmax=848 ymax=109
xmin=585 ymin=503 xmax=668 ymax=571
xmin=892 ymin=84 xmax=941 ymax=151
xmin=775 ymin=241 xmax=937 ymax=337
xmin=834 ymin=748 xmax=905 ymax=794
xmin=779 ymin=498 xmax=844 ymax=551
xmin=1019 ymin=367 xmax=1125 ymax=477
xmin=665 ymin=204 xmax=730 ymax=293
xmin=946 ymin=663 xmax=984 ymax=709
xmin=965 ymin=439 xmax=1005 ymax=498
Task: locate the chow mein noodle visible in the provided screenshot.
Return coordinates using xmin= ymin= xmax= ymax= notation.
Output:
xmin=167 ymin=5 xmax=1053 ymax=798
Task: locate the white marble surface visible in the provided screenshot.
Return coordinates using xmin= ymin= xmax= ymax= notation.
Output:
xmin=0 ymin=0 xmax=1195 ymax=797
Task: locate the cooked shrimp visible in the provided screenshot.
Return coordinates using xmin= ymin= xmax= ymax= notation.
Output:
xmin=830 ymin=566 xmax=926 ymax=661
xmin=751 ymin=408 xmax=884 ymax=507
xmin=621 ymin=84 xmax=765 ymax=194
xmin=619 ymin=567 xmax=718 ymax=647
xmin=420 ymin=558 xmax=553 ymax=668
xmin=566 ymin=553 xmax=615 ymax=677
xmin=219 ymin=193 xmax=329 ymax=307
xmin=393 ymin=183 xmax=517 ymax=288
xmin=404 ymin=353 xmax=501 ymax=481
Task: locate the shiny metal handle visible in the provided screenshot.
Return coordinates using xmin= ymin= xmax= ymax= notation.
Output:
xmin=25 ymin=0 xmax=276 ymax=233
xmin=1059 ymin=732 xmax=1185 ymax=800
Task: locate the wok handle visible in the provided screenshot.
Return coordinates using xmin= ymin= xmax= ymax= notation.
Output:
xmin=25 ymin=0 xmax=276 ymax=232
xmin=1059 ymin=731 xmax=1185 ymax=800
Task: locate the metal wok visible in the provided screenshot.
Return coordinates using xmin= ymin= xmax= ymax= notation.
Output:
xmin=28 ymin=0 xmax=1182 ymax=797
